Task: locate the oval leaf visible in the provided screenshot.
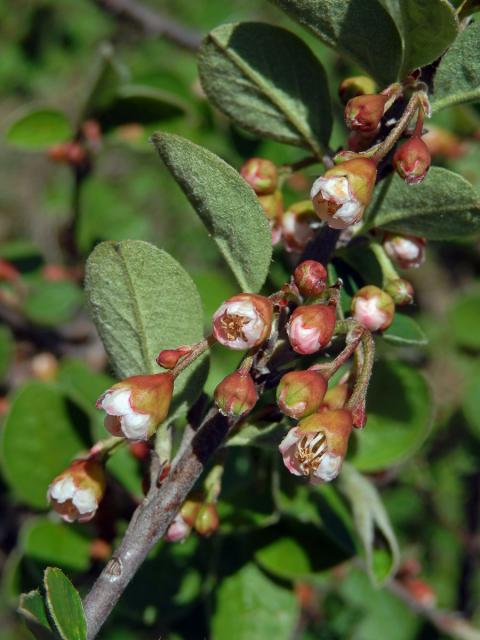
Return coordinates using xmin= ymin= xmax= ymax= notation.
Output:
xmin=364 ymin=168 xmax=480 ymax=239
xmin=272 ymin=0 xmax=403 ymax=84
xmin=350 ymin=360 xmax=432 ymax=471
xmin=432 ymin=18 xmax=480 ymax=112
xmin=0 ymin=382 xmax=88 ymax=509
xmin=6 ymin=108 xmax=72 ymax=149
xmin=44 ymin=568 xmax=86 ymax=640
xmin=448 ymin=288 xmax=480 ymax=350
xmin=18 ymin=590 xmax=56 ymax=640
xmin=151 ymin=133 xmax=272 ymax=292
xmin=198 ymin=22 xmax=331 ymax=154
xmin=85 ymin=240 xmax=207 ymax=416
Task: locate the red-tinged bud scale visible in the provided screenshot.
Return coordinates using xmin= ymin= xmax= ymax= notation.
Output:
xmin=240 ymin=158 xmax=278 ymax=195
xmin=194 ymin=503 xmax=219 ymax=536
xmin=279 ymin=409 xmax=353 ymax=483
xmin=214 ymin=370 xmax=257 ymax=417
xmin=287 ymin=304 xmax=336 ymax=355
xmin=384 ymin=278 xmax=414 ymax=305
xmin=351 ymin=286 xmax=395 ymax=332
xmin=48 ymin=459 xmax=106 ymax=523
xmin=345 ymin=94 xmax=389 ymax=133
xmin=276 ymin=370 xmax=327 ymax=419
xmin=97 ymin=372 xmax=174 ymax=441
xmin=311 ymin=158 xmax=377 ymax=229
xmin=280 ymin=200 xmax=318 ymax=253
xmin=294 ymin=260 xmax=327 ymax=298
xmin=338 ymin=76 xmax=377 ymax=105
xmin=156 ymin=346 xmax=192 ymax=369
xmin=393 ymin=136 xmax=431 ymax=184
xmin=383 ymin=233 xmax=426 ymax=270
xmin=212 ymin=294 xmax=273 ymax=350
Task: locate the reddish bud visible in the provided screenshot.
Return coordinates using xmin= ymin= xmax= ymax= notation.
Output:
xmin=321 ymin=383 xmax=349 ymax=410
xmin=180 ymin=499 xmax=202 ymax=527
xmin=351 ymin=286 xmax=395 ymax=331
xmin=0 ymin=259 xmax=20 ymax=282
xmin=165 ymin=513 xmax=191 ymax=542
xmin=345 ymin=94 xmax=389 ymax=133
xmin=212 ymin=293 xmax=273 ymax=350
xmin=90 ymin=538 xmax=112 ymax=561
xmin=393 ymin=136 xmax=431 ymax=184
xmin=82 ymin=119 xmax=102 ymax=145
xmin=194 ymin=503 xmax=219 ymax=536
xmin=97 ymin=373 xmax=174 ymax=441
xmin=240 ymin=158 xmax=278 ymax=195
xmin=214 ymin=370 xmax=257 ymax=417
xmin=48 ymin=459 xmax=106 ymax=523
xmin=402 ymin=578 xmax=437 ymax=608
xmin=384 ymin=278 xmax=414 ymax=305
xmin=287 ymin=304 xmax=336 ymax=355
xmin=42 ymin=264 xmax=74 ymax=282
xmin=279 ymin=409 xmax=353 ymax=482
xmin=311 ymin=158 xmax=377 ymax=229
xmin=383 ymin=233 xmax=426 ymax=269
xmin=280 ymin=200 xmax=318 ymax=253
xmin=48 ymin=143 xmax=70 ymax=163
xmin=66 ymin=142 xmax=87 ymax=166
xmin=276 ymin=370 xmax=327 ymax=419
xmin=156 ymin=346 xmax=192 ymax=369
xmin=129 ymin=441 xmax=150 ymax=461
xmin=294 ymin=260 xmax=327 ymax=297
xmin=338 ymin=76 xmax=377 ymax=105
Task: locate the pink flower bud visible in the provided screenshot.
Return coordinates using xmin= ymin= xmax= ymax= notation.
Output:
xmin=383 ymin=233 xmax=426 ymax=269
xmin=384 ymin=277 xmax=414 ymax=305
xmin=212 ymin=294 xmax=273 ymax=350
xmin=48 ymin=459 xmax=106 ymax=523
xmin=165 ymin=513 xmax=191 ymax=542
xmin=293 ymin=260 xmax=327 ymax=297
xmin=351 ymin=285 xmax=395 ymax=332
xmin=276 ymin=370 xmax=327 ymax=419
xmin=280 ymin=200 xmax=318 ymax=253
xmin=311 ymin=158 xmax=377 ymax=229
xmin=240 ymin=157 xmax=278 ymax=195
xmin=96 ymin=372 xmax=174 ymax=441
xmin=345 ymin=94 xmax=389 ymax=132
xmin=214 ymin=370 xmax=257 ymax=417
xmin=279 ymin=409 xmax=353 ymax=483
xmin=338 ymin=76 xmax=377 ymax=105
xmin=321 ymin=383 xmax=349 ymax=410
xmin=393 ymin=136 xmax=431 ymax=184
xmin=286 ymin=304 xmax=336 ymax=355
xmin=194 ymin=503 xmax=219 ymax=536
xmin=156 ymin=346 xmax=192 ymax=369
xmin=0 ymin=259 xmax=20 ymax=282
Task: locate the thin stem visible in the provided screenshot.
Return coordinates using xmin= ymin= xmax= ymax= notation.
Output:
xmin=369 ymin=241 xmax=399 ymax=286
xmin=172 ymin=336 xmax=214 ymax=379
xmin=311 ymin=321 xmax=364 ymax=380
xmin=371 ymin=93 xmax=421 ymax=163
xmin=345 ymin=330 xmax=375 ymax=427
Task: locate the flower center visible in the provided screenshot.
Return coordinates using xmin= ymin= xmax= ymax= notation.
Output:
xmin=220 ymin=313 xmax=250 ymax=341
xmin=295 ymin=431 xmax=327 ymax=475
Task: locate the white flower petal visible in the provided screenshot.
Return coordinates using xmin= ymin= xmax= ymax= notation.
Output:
xmin=121 ymin=411 xmax=151 ymax=440
xmin=101 ymin=388 xmax=132 ymax=416
xmin=49 ymin=476 xmax=76 ymax=503
xmin=72 ymin=488 xmax=97 ymax=515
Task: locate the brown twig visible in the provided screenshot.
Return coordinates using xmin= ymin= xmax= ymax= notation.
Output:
xmin=92 ymin=0 xmax=202 ymax=51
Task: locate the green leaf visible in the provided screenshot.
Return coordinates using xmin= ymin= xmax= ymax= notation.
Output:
xmin=382 ymin=313 xmax=428 ymax=347
xmin=211 ymin=563 xmax=298 ymax=640
xmin=0 ymin=325 xmax=13 ymax=383
xmin=448 ymin=288 xmax=480 ymax=349
xmin=272 ymin=0 xmax=403 ymax=84
xmin=385 ymin=0 xmax=458 ymax=76
xmin=350 ymin=360 xmax=432 ymax=471
xmin=432 ymin=18 xmax=480 ymax=112
xmin=24 ymin=281 xmax=83 ymax=326
xmin=364 ymin=168 xmax=480 ymax=239
xmin=18 ymin=590 xmax=56 ymax=640
xmin=85 ymin=240 xmax=208 ymax=417
xmin=464 ymin=365 xmax=480 ymax=438
xmin=82 ymin=43 xmax=128 ymax=118
xmin=152 ymin=133 xmax=272 ymax=292
xmin=198 ymin=22 xmax=331 ymax=154
xmin=6 ymin=108 xmax=72 ymax=149
xmin=0 ymin=382 xmax=88 ymax=508
xmin=340 ymin=463 xmax=400 ymax=585
xmin=21 ymin=518 xmax=91 ymax=573
xmin=44 ymin=567 xmax=87 ymax=640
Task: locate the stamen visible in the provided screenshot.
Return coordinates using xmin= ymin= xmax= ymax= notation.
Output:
xmin=220 ymin=313 xmax=250 ymax=341
xmin=294 ymin=431 xmax=328 ymax=475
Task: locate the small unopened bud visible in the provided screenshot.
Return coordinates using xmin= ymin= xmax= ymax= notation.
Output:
xmin=212 ymin=293 xmax=273 ymax=350
xmin=384 ymin=278 xmax=414 ymax=305
xmin=65 ymin=142 xmax=87 ymax=166
xmin=156 ymin=346 xmax=192 ymax=369
xmin=30 ymin=353 xmax=59 ymax=381
xmin=89 ymin=538 xmax=111 ymax=561
xmin=280 ymin=200 xmax=318 ymax=253
xmin=393 ymin=136 xmax=431 ymax=184
xmin=402 ymin=578 xmax=437 ymax=608
xmin=351 ymin=285 xmax=394 ymax=331
xmin=286 ymin=304 xmax=336 ymax=355
xmin=241 ymin=158 xmax=278 ymax=195
xmin=96 ymin=372 xmax=174 ymax=441
xmin=48 ymin=143 xmax=70 ymax=163
xmin=42 ymin=264 xmax=74 ymax=282
xmin=48 ymin=459 xmax=106 ymax=523
xmin=311 ymin=158 xmax=377 ymax=229
xmin=165 ymin=513 xmax=191 ymax=542
xmin=82 ymin=119 xmax=102 ymax=146
xmin=214 ymin=370 xmax=257 ymax=417
xmin=194 ymin=503 xmax=219 ymax=536
xmin=181 ymin=498 xmax=202 ymax=527
xmin=258 ymin=190 xmax=283 ymax=221
xmin=0 ymin=259 xmax=20 ymax=282
xmin=293 ymin=260 xmax=327 ymax=297
xmin=276 ymin=370 xmax=327 ymax=419
xmin=279 ymin=409 xmax=353 ymax=483
xmin=321 ymin=383 xmax=349 ymax=410
xmin=383 ymin=234 xmax=426 ymax=269
xmin=345 ymin=94 xmax=389 ymax=133
xmin=338 ymin=76 xmax=377 ymax=104
xmin=129 ymin=441 xmax=150 ymax=461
